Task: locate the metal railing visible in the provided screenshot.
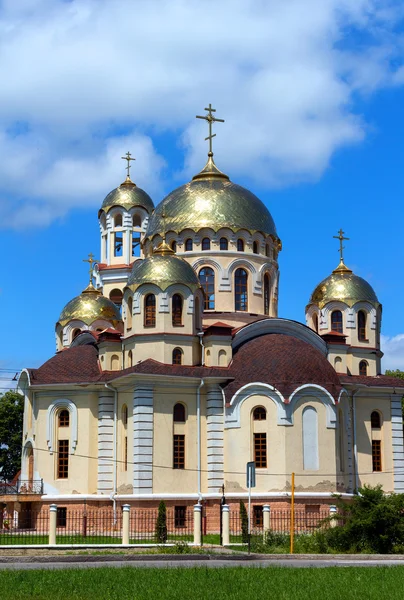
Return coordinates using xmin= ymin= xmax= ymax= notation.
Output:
xmin=0 ymin=479 xmax=44 ymax=495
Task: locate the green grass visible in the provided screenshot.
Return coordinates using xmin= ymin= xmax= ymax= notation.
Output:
xmin=0 ymin=566 xmax=404 ymax=599
xmin=0 ymin=534 xmax=195 ymax=545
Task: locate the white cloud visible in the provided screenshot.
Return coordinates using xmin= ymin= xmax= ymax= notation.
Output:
xmin=0 ymin=0 xmax=403 ymax=226
xmin=381 ymin=334 xmax=404 ymax=372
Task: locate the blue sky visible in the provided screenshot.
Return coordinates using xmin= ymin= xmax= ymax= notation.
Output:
xmin=1 ymin=0 xmax=404 ymax=390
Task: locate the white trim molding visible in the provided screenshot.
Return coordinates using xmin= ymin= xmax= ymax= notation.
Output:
xmin=46 ymin=399 xmax=78 ymax=455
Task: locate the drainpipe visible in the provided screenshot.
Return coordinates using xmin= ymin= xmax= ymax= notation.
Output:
xmin=197 ymin=332 xmax=205 ymax=366
xmin=196 ymin=379 xmax=205 ymax=498
xmin=105 ymin=383 xmax=118 ymax=522
xmin=352 ymin=390 xmax=359 ymax=493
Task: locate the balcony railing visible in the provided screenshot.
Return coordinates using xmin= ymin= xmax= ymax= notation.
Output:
xmin=0 ymin=479 xmax=43 ymax=495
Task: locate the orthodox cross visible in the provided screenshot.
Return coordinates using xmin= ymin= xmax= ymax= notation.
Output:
xmin=121 ymin=151 xmax=135 ymax=179
xmin=83 ymin=252 xmax=98 ymax=284
xmin=333 ymin=229 xmax=349 ymax=263
xmin=196 ymin=104 xmax=224 ymax=154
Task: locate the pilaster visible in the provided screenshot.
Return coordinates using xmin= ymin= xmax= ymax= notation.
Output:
xmin=391 ymin=394 xmax=404 ymax=492
xmin=133 ymin=385 xmax=154 ymax=493
xmin=206 ymin=384 xmax=224 ymax=492
xmin=97 ymin=390 xmax=115 ymax=493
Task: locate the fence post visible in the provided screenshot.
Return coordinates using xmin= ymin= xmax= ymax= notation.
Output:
xmin=49 ymin=504 xmax=57 ymax=545
xmin=193 ymin=504 xmax=202 ymax=546
xmin=122 ymin=504 xmax=130 ymax=545
xmin=329 ymin=505 xmax=337 ymax=528
xmin=263 ymin=504 xmax=270 ymax=538
xmin=222 ymin=504 xmax=230 ymax=546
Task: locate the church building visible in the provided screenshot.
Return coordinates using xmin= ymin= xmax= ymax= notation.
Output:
xmin=16 ymin=106 xmax=404 ymax=522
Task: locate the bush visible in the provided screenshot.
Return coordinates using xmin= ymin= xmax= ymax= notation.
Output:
xmin=155 ymin=501 xmax=167 ymax=544
xmin=239 ymin=501 xmax=248 ymax=543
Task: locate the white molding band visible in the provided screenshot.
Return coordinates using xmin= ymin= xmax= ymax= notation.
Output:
xmin=40 ymin=491 xmax=356 ymax=501
xmin=46 ymin=399 xmax=78 ymax=455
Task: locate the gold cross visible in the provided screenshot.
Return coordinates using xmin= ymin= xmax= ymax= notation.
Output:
xmin=83 ymin=253 xmax=98 ymax=284
xmin=333 ymin=229 xmax=349 ymax=263
xmin=196 ymin=103 xmax=225 ymax=155
xmin=121 ymin=151 xmax=135 ymax=179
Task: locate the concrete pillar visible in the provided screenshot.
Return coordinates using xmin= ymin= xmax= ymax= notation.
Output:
xmin=222 ymin=504 xmax=230 ymax=546
xmin=122 ymin=504 xmax=130 ymax=545
xmin=263 ymin=504 xmax=270 ymax=537
xmin=329 ymin=505 xmax=337 ymax=528
xmin=49 ymin=504 xmax=57 ymax=545
xmin=193 ymin=504 xmax=202 ymax=546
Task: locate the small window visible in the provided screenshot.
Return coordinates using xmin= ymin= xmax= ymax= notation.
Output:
xmin=122 ymin=405 xmax=128 ymax=426
xmin=372 ymin=440 xmax=382 ymax=472
xmin=57 ymin=439 xmax=69 ymax=479
xmin=56 ymin=507 xmax=67 ymax=528
xmin=331 ymin=310 xmax=343 ymax=334
xmin=185 ymin=239 xmax=193 ymax=251
xmin=235 ymin=268 xmax=248 ymax=311
xmin=253 ymin=241 xmax=259 ymax=254
xmin=359 ymin=360 xmax=368 ymax=376
xmin=371 ymin=411 xmax=381 ymax=429
xmin=172 ymin=348 xmax=183 ymax=365
xmin=253 ymin=506 xmax=263 ymax=528
xmin=132 ymin=232 xmax=140 ymax=257
xmin=175 ymin=506 xmax=186 ymax=528
xmin=114 ymin=214 xmax=123 ymax=227
xmin=358 ymin=310 xmax=367 ymax=341
xmin=144 ymin=294 xmax=156 ymax=327
xmin=202 ymin=237 xmax=210 ymax=251
xmin=171 ymin=241 xmax=177 ymax=252
xmin=172 ymin=294 xmax=183 ymax=326
xmin=254 ymin=433 xmax=267 ymax=468
xmin=72 ymin=328 xmax=81 ymax=340
xmin=110 ymin=288 xmax=123 ymax=308
xmin=128 ymin=350 xmax=133 ymax=367
xmin=237 ymin=239 xmax=244 ymax=252
xmin=59 ymin=410 xmax=69 ymax=427
xmin=220 ymin=237 xmax=228 ymax=250
xmin=114 ymin=232 xmax=123 ymax=257
xmin=174 ymin=403 xmax=186 ymax=422
xmin=173 ymin=434 xmax=185 ymax=469
xmin=253 ymin=407 xmax=266 ymax=421
xmin=265 ymin=244 xmax=270 ymax=258
xmin=199 ymin=267 xmax=215 ymax=310
xmin=133 ymin=214 xmax=141 ymax=227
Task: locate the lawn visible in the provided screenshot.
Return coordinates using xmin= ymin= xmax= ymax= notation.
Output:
xmin=0 ymin=566 xmax=404 ymax=600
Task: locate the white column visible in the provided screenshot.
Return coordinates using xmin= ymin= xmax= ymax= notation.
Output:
xmin=107 ymin=230 xmax=111 ymax=266
xmin=133 ymin=386 xmax=154 ymax=493
xmin=329 ymin=505 xmax=337 ymax=528
xmin=391 ymin=394 xmax=404 ymax=492
xmin=193 ymin=504 xmax=202 ymax=546
xmin=263 ymin=504 xmax=270 ymax=537
xmin=97 ymin=390 xmax=115 ymax=493
xmin=206 ymin=385 xmax=224 ymax=492
xmin=122 ymin=504 xmax=130 ymax=545
xmin=125 ymin=229 xmax=131 ymax=265
xmin=49 ymin=504 xmax=57 ymax=545
xmin=222 ymin=504 xmax=230 ymax=546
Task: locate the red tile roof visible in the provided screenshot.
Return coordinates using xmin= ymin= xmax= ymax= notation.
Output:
xmin=339 ymin=374 xmax=404 ymax=388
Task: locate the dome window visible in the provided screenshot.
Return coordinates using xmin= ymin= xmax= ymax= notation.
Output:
xmin=202 ymin=238 xmax=211 ymax=251
xmin=358 ymin=310 xmax=367 ymax=341
xmin=237 ymin=239 xmax=244 ymax=252
xmin=359 ymin=360 xmax=368 ymax=376
xmin=220 ymin=237 xmax=228 ymax=250
xmin=253 ymin=407 xmax=266 ymax=421
xmin=199 ymin=267 xmax=215 ymax=310
xmin=185 ymin=239 xmax=193 ymax=252
xmin=114 ymin=214 xmax=123 ymax=228
xmin=235 ymin=268 xmax=248 ymax=311
xmin=265 ymin=244 xmax=271 ymax=258
xmin=171 ymin=241 xmax=177 ymax=252
xmin=331 ymin=310 xmax=343 ymax=334
xmin=72 ymin=328 xmax=81 ymax=340
xmin=172 ymin=348 xmax=183 ymax=366
xmin=133 ymin=214 xmax=141 ymax=227
xmin=144 ymin=294 xmax=156 ymax=327
xmin=172 ymin=294 xmax=183 ymax=326
xmin=253 ymin=241 xmax=259 ymax=254
xmin=114 ymin=232 xmax=123 ymax=257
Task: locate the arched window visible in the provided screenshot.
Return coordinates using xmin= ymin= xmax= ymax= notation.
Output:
xmin=371 ymin=411 xmax=381 ymax=429
xmin=206 ymin=349 xmax=211 ymax=366
xmin=302 ymin=406 xmax=319 ymax=470
xmin=111 ymin=354 xmax=119 ymax=370
xmin=171 ymin=240 xmax=177 ymax=252
xmin=172 ymin=294 xmax=183 ymax=326
xmin=173 ymin=403 xmax=186 ymax=422
xmin=253 ymin=241 xmax=259 ymax=254
xmin=128 ymin=349 xmax=133 ymax=367
xmin=172 ymin=347 xmax=183 ymax=365
xmin=265 ymin=244 xmax=270 ymax=258
xmin=235 ymin=268 xmax=248 ymax=311
xmin=237 ymin=239 xmax=244 ymax=252
xmin=110 ymin=288 xmax=123 ymax=308
xmin=122 ymin=405 xmax=128 ymax=426
xmin=202 ymin=237 xmax=210 ymax=251
xmin=264 ymin=273 xmax=270 ymax=315
xmin=253 ymin=407 xmax=266 ymax=421
xmin=127 ymin=296 xmax=133 ymax=329
xmin=220 ymin=237 xmax=228 ymax=250
xmin=114 ymin=214 xmax=123 ymax=227
xmin=59 ymin=410 xmax=69 ymax=427
xmin=144 ymin=294 xmax=156 ymax=327
xmin=199 ymin=267 xmax=215 ymax=310
xmin=359 ymin=360 xmax=368 ymax=376
xmin=334 ymin=356 xmax=342 ymax=371
xmin=72 ymin=328 xmax=81 ymax=340
xmin=218 ymin=350 xmax=226 ymax=366
xmin=331 ymin=310 xmax=343 ymax=334
xmin=313 ymin=314 xmax=318 ymax=333
xmin=358 ymin=310 xmax=367 ymax=341
xmin=133 ymin=214 xmax=141 ymax=227
xmin=185 ymin=239 xmax=193 ymax=251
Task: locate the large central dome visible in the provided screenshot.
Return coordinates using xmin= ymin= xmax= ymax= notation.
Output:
xmin=145 ymin=155 xmax=278 ymax=240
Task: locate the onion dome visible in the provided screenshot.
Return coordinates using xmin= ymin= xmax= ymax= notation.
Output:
xmin=145 ymin=153 xmax=279 ymax=240
xmin=127 ymin=242 xmax=201 ymax=292
xmin=58 ymin=283 xmax=123 ymax=328
xmin=99 ymin=176 xmax=154 ymax=215
xmin=309 ymin=260 xmax=379 ymax=310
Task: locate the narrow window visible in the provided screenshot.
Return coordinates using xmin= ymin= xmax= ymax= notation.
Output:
xmin=59 ymin=410 xmax=69 ymax=427
xmin=110 ymin=288 xmax=123 ymax=308
xmin=218 ymin=350 xmax=226 ymax=366
xmin=172 ymin=348 xmax=183 ymax=365
xmin=57 ymin=439 xmax=69 ymax=479
xmin=359 ymin=361 xmax=368 ymax=376
xmin=265 ymin=244 xmax=270 ymax=258
xmin=122 ymin=405 xmax=128 ymax=426
xmin=220 ymin=237 xmax=228 ymax=250
xmin=144 ymin=294 xmax=156 ymax=327
xmin=132 ymin=232 xmax=140 ymax=257
xmin=358 ymin=310 xmax=367 ymax=341
xmin=253 ymin=407 xmax=266 ymax=421
xmin=253 ymin=241 xmax=258 ymax=254
xmin=171 ymin=241 xmax=177 ymax=252
xmin=175 ymin=506 xmax=186 ymax=528
xmin=56 ymin=507 xmax=67 ymax=527
xmin=199 ymin=267 xmax=215 ymax=310
xmin=302 ymin=406 xmax=319 ymax=470
xmin=172 ymin=294 xmax=183 ymax=326
xmin=114 ymin=232 xmax=123 ymax=257
xmin=313 ymin=314 xmax=318 ymax=333
xmin=254 ymin=433 xmax=267 ymax=468
xmin=133 ymin=214 xmax=141 ymax=227
xmin=111 ymin=354 xmax=119 ymax=370
xmin=253 ymin=506 xmax=263 ymax=527
xmin=128 ymin=350 xmax=133 ymax=367
xmin=264 ymin=273 xmax=270 ymax=315
xmin=127 ymin=296 xmax=133 ymax=329
xmin=237 ymin=239 xmax=244 ymax=252
xmin=334 ymin=356 xmax=342 ymax=371
xmin=173 ymin=403 xmax=186 ymax=422
xmin=114 ymin=214 xmax=123 ymax=227
xmin=331 ymin=310 xmax=343 ymax=333
xmin=173 ymin=434 xmax=185 ymax=469
xmin=202 ymin=237 xmax=210 ymax=251
xmin=235 ymin=268 xmax=248 ymax=311
xmin=185 ymin=239 xmax=193 ymax=251
xmin=72 ymin=328 xmax=81 ymax=340
xmin=372 ymin=440 xmax=382 ymax=472
xmin=371 ymin=411 xmax=381 ymax=429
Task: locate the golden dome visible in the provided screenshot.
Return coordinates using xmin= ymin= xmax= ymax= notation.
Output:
xmin=127 ymin=247 xmax=201 ymax=292
xmin=99 ymin=177 xmax=154 ymax=215
xmin=309 ymin=261 xmax=379 ymax=309
xmin=145 ymin=155 xmax=278 ymax=240
xmin=58 ymin=284 xmax=123 ymax=328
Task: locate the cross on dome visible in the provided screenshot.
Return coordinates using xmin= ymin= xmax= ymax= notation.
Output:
xmin=121 ymin=151 xmax=135 ymax=181
xmin=196 ymin=103 xmax=225 ymax=156
xmin=333 ymin=228 xmax=349 ymax=264
xmin=83 ymin=252 xmax=98 ymax=285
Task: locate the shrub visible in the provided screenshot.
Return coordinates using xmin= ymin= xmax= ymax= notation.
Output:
xmin=155 ymin=501 xmax=167 ymax=544
xmin=239 ymin=501 xmax=248 ymax=543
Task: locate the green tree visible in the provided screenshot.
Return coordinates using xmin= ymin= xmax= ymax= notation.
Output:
xmin=239 ymin=500 xmax=249 ymax=543
xmin=155 ymin=500 xmax=167 ymax=543
xmin=385 ymin=369 xmax=404 ymax=379
xmin=0 ymin=391 xmax=24 ymax=481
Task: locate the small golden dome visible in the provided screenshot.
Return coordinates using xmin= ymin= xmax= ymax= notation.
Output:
xmin=99 ymin=178 xmax=154 ymax=215
xmin=127 ymin=251 xmax=201 ymax=292
xmin=309 ymin=261 xmax=379 ymax=309
xmin=145 ymin=155 xmax=278 ymax=240
xmin=58 ymin=283 xmax=123 ymax=328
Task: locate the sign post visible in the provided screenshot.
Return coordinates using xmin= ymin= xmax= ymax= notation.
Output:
xmin=246 ymin=462 xmax=256 ymax=554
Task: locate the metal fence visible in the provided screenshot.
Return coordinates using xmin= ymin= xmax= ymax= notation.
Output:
xmin=0 ymin=509 xmax=49 ymax=545
xmin=0 ymin=479 xmax=43 ymax=495
xmin=129 ymin=508 xmax=194 ymax=544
